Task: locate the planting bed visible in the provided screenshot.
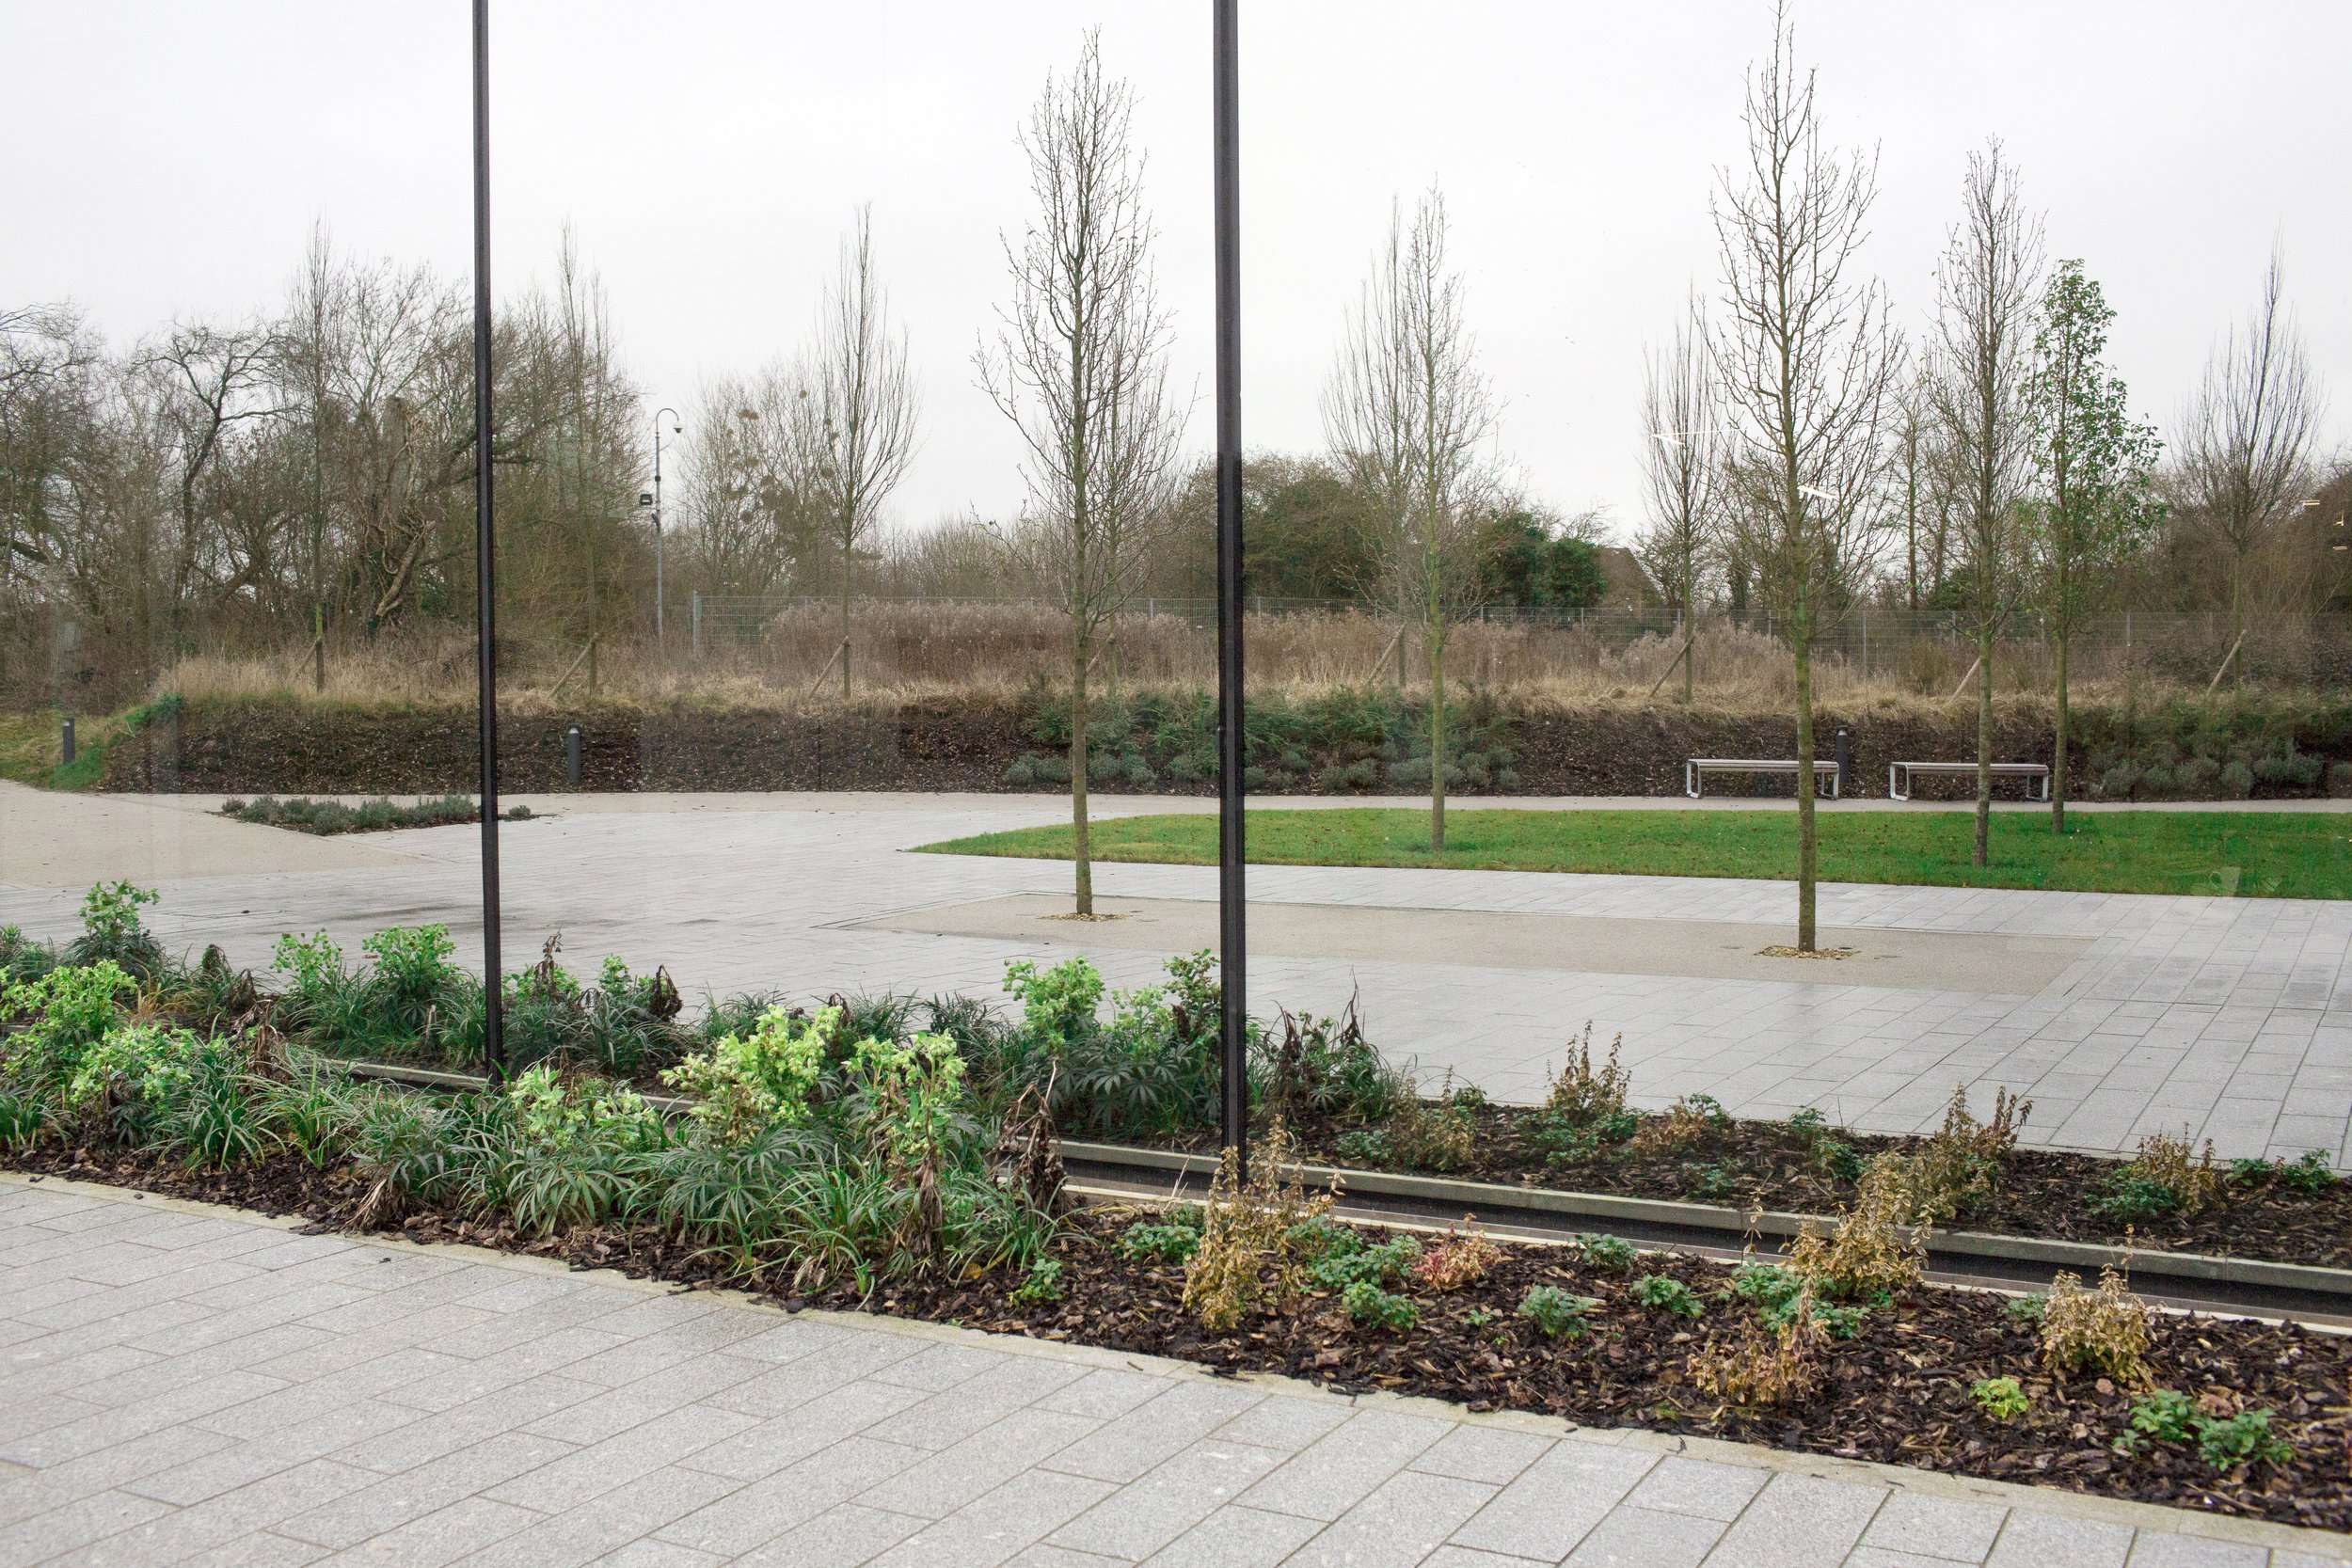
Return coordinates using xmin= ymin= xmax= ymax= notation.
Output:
xmin=14 ymin=1137 xmax=2351 ymax=1534
xmin=1208 ymin=1103 xmax=2352 ymax=1271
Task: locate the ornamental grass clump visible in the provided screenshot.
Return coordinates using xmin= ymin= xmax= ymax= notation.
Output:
xmin=2039 ymin=1265 xmax=2153 ymax=1387
xmin=1182 ymin=1122 xmax=1334 ymax=1332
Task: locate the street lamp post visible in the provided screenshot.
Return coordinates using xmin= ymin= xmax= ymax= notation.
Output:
xmin=1212 ymin=0 xmax=1247 ymax=1168
xmin=647 ymin=407 xmax=681 ymax=650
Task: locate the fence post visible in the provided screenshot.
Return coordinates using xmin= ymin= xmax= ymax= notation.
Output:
xmin=691 ymin=591 xmax=702 ymax=658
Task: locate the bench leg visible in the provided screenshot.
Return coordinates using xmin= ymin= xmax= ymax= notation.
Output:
xmin=1888 ymin=764 xmax=1907 ymax=802
xmin=1686 ymin=762 xmax=1701 ymax=800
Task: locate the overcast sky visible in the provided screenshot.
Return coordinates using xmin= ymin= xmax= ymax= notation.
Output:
xmin=6 ymin=1 xmax=2346 ymax=545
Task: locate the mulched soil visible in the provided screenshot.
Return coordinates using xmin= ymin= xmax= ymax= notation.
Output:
xmin=15 ymin=1140 xmax=2352 ymax=1534
xmin=1246 ymin=1106 xmax=2352 ymax=1270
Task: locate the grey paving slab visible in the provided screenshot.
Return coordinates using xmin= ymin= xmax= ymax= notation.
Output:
xmin=7 ymin=1178 xmax=2352 ymax=1568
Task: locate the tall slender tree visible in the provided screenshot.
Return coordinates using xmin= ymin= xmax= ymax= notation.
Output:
xmin=813 ymin=206 xmax=919 ymax=697
xmin=977 ymin=30 xmax=1184 ymax=916
xmin=1929 ymin=140 xmax=2042 ymax=867
xmin=2176 ymin=249 xmax=2323 ymax=657
xmin=1637 ymin=290 xmax=1720 ymax=704
xmin=2025 ymin=261 xmax=2160 ymax=832
xmin=1323 ymin=188 xmax=1494 ymax=850
xmin=1710 ymin=3 xmax=1899 ymax=952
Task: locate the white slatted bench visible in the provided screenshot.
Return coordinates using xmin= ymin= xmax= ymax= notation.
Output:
xmin=1684 ymin=757 xmax=1841 ymax=800
xmin=1888 ymin=760 xmax=2051 ymax=801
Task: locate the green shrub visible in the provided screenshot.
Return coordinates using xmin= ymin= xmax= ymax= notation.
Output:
xmin=1340 ymin=1280 xmax=1417 ymax=1332
xmin=661 ymin=1005 xmax=833 ymax=1145
xmin=1972 ymin=1376 xmax=2029 ymax=1421
xmin=1630 ymin=1274 xmax=1705 ymax=1320
xmin=2 ymin=960 xmax=135 ymax=1096
xmin=63 ymin=882 xmax=165 ymax=980
xmin=1518 ymin=1284 xmax=1598 ymax=1339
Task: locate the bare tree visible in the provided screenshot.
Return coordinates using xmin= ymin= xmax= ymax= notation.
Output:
xmin=812 ymin=206 xmax=920 ymax=696
xmin=1637 ymin=289 xmax=1720 ymax=704
xmin=1929 ymin=140 xmax=2042 ymax=866
xmin=2175 ymin=248 xmax=2324 ymax=661
xmin=977 ymin=30 xmax=1185 ymax=916
xmin=146 ymin=321 xmax=279 ymax=667
xmin=1323 ymin=188 xmax=1495 ymax=850
xmin=680 ymin=368 xmax=824 ymax=601
xmin=1888 ymin=356 xmax=1958 ymax=612
xmin=1710 ymin=2 xmax=1899 ymax=952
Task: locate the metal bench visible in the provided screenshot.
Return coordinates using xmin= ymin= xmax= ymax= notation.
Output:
xmin=1887 ymin=760 xmax=2051 ymax=801
xmin=1685 ymin=757 xmax=1841 ymax=800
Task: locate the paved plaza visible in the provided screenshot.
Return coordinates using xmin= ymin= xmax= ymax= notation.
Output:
xmin=3 ymin=786 xmax=2350 ymax=1163
xmin=3 ymin=1177 xmax=2346 ymax=1568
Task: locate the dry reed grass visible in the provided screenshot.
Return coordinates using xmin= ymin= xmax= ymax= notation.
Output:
xmin=142 ymin=600 xmax=2341 ymax=718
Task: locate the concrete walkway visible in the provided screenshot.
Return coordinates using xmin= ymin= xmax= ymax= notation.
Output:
xmin=3 ymin=789 xmax=2349 ymax=1164
xmin=3 ymin=1178 xmax=2344 ymax=1568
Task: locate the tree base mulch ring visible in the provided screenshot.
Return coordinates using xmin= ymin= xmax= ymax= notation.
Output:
xmin=1169 ymin=1106 xmax=2352 ymax=1271
xmin=13 ymin=1143 xmax=2351 ymax=1535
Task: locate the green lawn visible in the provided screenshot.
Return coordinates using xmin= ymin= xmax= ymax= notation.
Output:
xmin=918 ymin=806 xmax=2352 ymax=899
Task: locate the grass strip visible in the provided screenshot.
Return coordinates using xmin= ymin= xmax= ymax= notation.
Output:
xmin=917 ymin=806 xmax=2352 ymax=899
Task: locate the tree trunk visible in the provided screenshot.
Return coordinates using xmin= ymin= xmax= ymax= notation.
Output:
xmin=1428 ymin=620 xmax=1447 ymax=852
xmin=1974 ymin=622 xmax=1994 ymax=865
xmin=2051 ymin=629 xmax=2069 ymax=834
xmin=1792 ymin=602 xmax=1818 ymax=954
xmin=1071 ymin=629 xmax=1092 ymax=916
xmin=839 ymin=573 xmax=852 ymax=699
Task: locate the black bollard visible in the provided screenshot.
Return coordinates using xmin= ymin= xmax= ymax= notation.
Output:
xmin=565 ymin=723 xmax=582 ymax=788
xmin=1835 ymin=724 xmax=1852 ymax=798
xmin=60 ymin=717 xmax=74 ymax=768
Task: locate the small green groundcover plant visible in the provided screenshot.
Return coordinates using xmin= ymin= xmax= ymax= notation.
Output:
xmin=1629 ymin=1274 xmax=1705 ymax=1320
xmin=1971 ymin=1376 xmax=2029 ymax=1422
xmin=1518 ymin=1284 xmax=1600 ymax=1340
xmin=2122 ymin=1390 xmax=2295 ymax=1472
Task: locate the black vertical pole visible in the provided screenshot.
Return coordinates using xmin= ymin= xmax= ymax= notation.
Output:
xmin=472 ymin=0 xmax=506 ymax=1084
xmin=1213 ymin=0 xmax=1247 ymax=1169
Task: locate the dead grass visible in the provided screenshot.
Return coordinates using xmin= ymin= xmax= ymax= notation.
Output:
xmin=135 ymin=604 xmax=2220 ymax=717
